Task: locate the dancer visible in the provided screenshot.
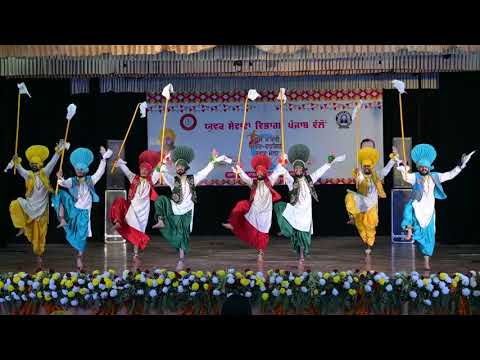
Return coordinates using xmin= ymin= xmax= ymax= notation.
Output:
xmin=345 ymin=146 xmax=400 ymax=255
xmin=274 ymin=144 xmax=345 ymax=269
xmin=52 ymin=146 xmax=113 ymax=270
xmin=110 ymin=150 xmax=161 ymax=264
xmin=222 ymin=154 xmax=284 ymax=262
xmin=153 ymin=146 xmax=231 ymax=270
xmin=398 ymin=144 xmax=475 ymax=270
xmin=7 ymin=140 xmax=69 ymax=269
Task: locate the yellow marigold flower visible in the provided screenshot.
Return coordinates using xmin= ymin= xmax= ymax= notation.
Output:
xmin=65 ymin=280 xmax=73 ymax=289
xmin=60 ymin=279 xmax=66 ymax=286
xmin=196 ymin=271 xmax=204 ymax=278
xmin=158 ymin=278 xmax=164 ymax=285
xmin=256 ymin=280 xmax=264 ymax=287
xmin=423 ymin=279 xmax=430 ymax=286
xmin=262 ymin=293 xmax=269 ymax=301
xmin=18 ymin=272 xmax=26 ymax=277
xmin=79 ymin=288 xmax=88 ymax=295
xmin=67 ymin=291 xmax=75 ymax=298
xmin=454 ymin=275 xmax=460 ymax=282
xmin=354 ymin=277 xmax=359 ymax=283
xmin=173 ymin=281 xmax=179 ymax=288
xmin=71 ymin=276 xmax=78 ymax=283
xmin=52 ymin=273 xmax=60 ymax=281
xmin=348 ymin=289 xmax=357 ymax=296
xmin=104 ymin=279 xmax=113 ymax=289
xmin=323 ymin=273 xmax=330 ymax=280
xmin=45 ymin=295 xmax=52 ymax=302
xmin=267 ymin=270 xmax=273 ymax=276
xmin=246 ymin=271 xmax=254 ymax=276
xmin=135 ymin=274 xmax=142 ymax=281
xmin=217 ymin=270 xmax=226 ymax=277
xmin=108 ymin=269 xmax=116 ymax=275
xmin=340 ymin=272 xmax=347 ymax=278
xmin=179 ymin=271 xmax=187 ymax=277
xmin=294 ymin=277 xmax=302 ymax=286
xmin=37 ymin=291 xmax=43 ymax=299
xmin=42 ymin=278 xmax=50 ymax=286
xmin=168 ymin=272 xmax=176 ymax=280
xmin=439 ymin=273 xmax=448 ymax=281
xmin=235 ymin=272 xmax=243 ymax=279
xmin=93 ymin=270 xmax=100 ymax=276
xmin=0 ymin=281 xmax=4 ymax=288
xmin=18 ymin=286 xmax=25 ymax=292
xmin=313 ymin=289 xmax=319 ymax=295
xmin=7 ymin=285 xmax=14 ymax=292
xmin=158 ymin=269 xmax=167 ymax=274
xmin=147 ymin=279 xmax=154 ymax=287
xmin=92 ymin=278 xmax=100 ymax=286
xmin=360 ymin=271 xmax=367 ymax=277
xmin=279 ymin=270 xmax=286 ymax=275
xmin=192 ymin=282 xmax=200 ymax=291
xmin=240 ymin=278 xmax=250 ymax=287
xmin=333 ymin=276 xmax=340 ymax=283
xmin=280 ymin=288 xmax=286 ymax=295
xmin=203 ymin=284 xmax=209 ymax=290
xmin=281 ymin=280 xmax=289 ymax=288
xmin=13 ymin=276 xmax=20 ymax=284
xmin=379 ymin=278 xmax=385 ymax=286
xmin=451 ymin=282 xmax=457 ymax=288
xmin=207 ymin=272 xmax=212 ymax=277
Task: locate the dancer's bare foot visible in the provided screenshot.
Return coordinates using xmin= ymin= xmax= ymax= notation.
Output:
xmin=365 ymin=248 xmax=372 ymax=255
xmin=347 ymin=216 xmax=355 ymax=225
xmin=16 ymin=228 xmax=25 ymax=237
xmin=112 ymin=221 xmax=121 ymax=231
xmin=257 ymin=251 xmax=264 ymax=263
xmin=297 ymin=259 xmax=305 ymax=273
xmin=277 ymin=232 xmax=283 ymax=237
xmin=76 ymin=255 xmax=84 ymax=271
xmin=56 ymin=217 xmax=67 ymax=229
xmin=36 ymin=256 xmax=43 ymax=270
xmin=133 ymin=254 xmax=141 ymax=268
xmin=152 ymin=217 xmax=165 ymax=229
xmin=405 ymin=228 xmax=413 ymax=241
xmin=222 ymin=223 xmax=234 ymax=231
xmin=424 ymin=256 xmax=431 ymax=270
xmin=176 ymin=259 xmax=185 ymax=271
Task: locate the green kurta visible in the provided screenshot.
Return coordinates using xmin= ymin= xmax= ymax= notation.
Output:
xmin=274 ymin=201 xmax=312 ymax=256
xmin=154 ymin=195 xmax=192 ymax=253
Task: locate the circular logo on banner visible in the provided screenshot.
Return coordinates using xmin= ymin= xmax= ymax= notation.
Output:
xmin=336 ymin=111 xmax=352 ymax=129
xmin=180 ymin=114 xmax=197 ymax=131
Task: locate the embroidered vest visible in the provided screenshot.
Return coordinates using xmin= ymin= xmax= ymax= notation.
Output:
xmin=128 ymin=175 xmax=158 ymax=202
xmin=25 ymin=169 xmax=53 ymax=198
xmin=69 ymin=176 xmax=100 ymax=203
xmin=410 ymin=172 xmax=446 ymax=202
xmin=356 ymin=170 xmax=386 ymax=199
xmin=289 ymin=174 xmax=318 ymax=205
xmin=172 ymin=174 xmax=196 ymax=204
xmin=250 ymin=178 xmax=282 ymax=203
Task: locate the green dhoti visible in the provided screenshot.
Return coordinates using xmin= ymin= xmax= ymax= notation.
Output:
xmin=274 ymin=201 xmax=312 ymax=256
xmin=154 ymin=195 xmax=192 ymax=253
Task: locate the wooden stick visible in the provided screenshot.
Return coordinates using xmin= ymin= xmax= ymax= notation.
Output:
xmin=159 ymin=97 xmax=170 ymax=185
xmin=279 ymin=95 xmax=286 ymax=184
xmin=14 ymin=93 xmax=21 ymax=175
xmin=235 ymin=97 xmax=249 ymax=181
xmin=398 ymin=93 xmax=408 ymax=167
xmin=55 ymin=119 xmax=71 ymax=195
xmin=111 ymin=103 xmax=141 ymax=174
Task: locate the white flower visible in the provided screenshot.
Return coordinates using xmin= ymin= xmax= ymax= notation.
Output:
xmin=462 ymin=278 xmax=470 ymax=287
xmin=0 ymin=298 xmax=4 ymax=303
xmin=432 ymin=290 xmax=440 ymax=298
xmin=110 ymin=289 xmax=118 ymax=298
xmin=51 ymin=291 xmax=58 ymax=299
xmin=385 ymin=284 xmax=393 ymax=292
xmin=470 ymin=278 xmax=477 ymax=288
xmin=473 ymin=290 xmax=480 ymax=297
xmin=445 ymin=276 xmax=452 ymax=284
xmin=29 ymin=292 xmax=35 ymax=299
xmin=227 ymin=277 xmax=235 ymax=285
xmin=317 ymin=272 xmax=323 ymax=278
xmin=100 ymin=291 xmax=108 ymax=299
xmin=190 ymin=292 xmax=196 ymax=297
xmin=213 ymin=289 xmax=221 ymax=296
xmin=367 ymin=280 xmax=373 ymax=286
xmin=462 ymin=288 xmax=471 ymax=297
xmin=272 ymin=288 xmax=280 ymax=297
xmin=286 ymin=289 xmax=292 ymax=296
xmin=27 ymin=280 xmax=33 ymax=286
xmin=62 ymin=289 xmax=68 ymax=295
xmin=177 ymin=286 xmax=184 ymax=293
xmin=441 ymin=287 xmax=450 ymax=295
xmin=374 ymin=274 xmax=381 ymax=282
xmin=320 ymin=290 xmax=326 ymax=296
xmin=151 ymin=280 xmax=158 ymax=288
xmin=60 ymin=297 xmax=68 ymax=305
xmin=12 ymin=294 xmax=20 ymax=301
xmin=250 ymin=281 xmax=255 ymax=288
xmin=347 ymin=276 xmax=353 ymax=283
xmin=343 ymin=281 xmax=351 ymax=289
xmin=72 ymin=286 xmax=80 ymax=293
xmin=149 ymin=289 xmax=157 ymax=298
xmin=439 ymin=281 xmax=446 ymax=289
xmin=332 ymin=288 xmax=339 ymax=296
xmin=87 ymin=282 xmax=94 ymax=290
xmin=136 ymin=289 xmax=144 ymax=296
xmin=269 ymin=276 xmax=276 ymax=284
xmin=71 ymin=300 xmax=78 ymax=307
xmin=226 ymin=293 xmax=233 ymax=298
xmin=416 ymin=279 xmax=424 ymax=288
xmin=77 ymin=279 xmax=85 ymax=285
xmin=99 ymin=284 xmax=106 ymax=290
xmin=18 ymin=280 xmax=25 ymax=287
xmin=85 ymin=294 xmax=91 ymax=301
xmin=5 ymin=296 xmax=11 ymax=302
xmin=165 ymin=279 xmax=171 ymax=286
xmin=365 ymin=285 xmax=372 ymax=293
xmin=423 ymin=299 xmax=432 ymax=306
xmin=260 ymin=286 xmax=266 ymax=292
xmin=92 ymin=293 xmax=98 ymax=300
xmin=409 ymin=291 xmax=417 ymax=299
xmin=228 ymin=268 xmax=235 ymax=274
xmin=123 ymin=270 xmax=130 ymax=279
xmin=182 ymin=279 xmax=190 ymax=286
xmin=32 ymin=281 xmax=40 ymax=290
xmin=301 ymin=286 xmax=308 ymax=293
xmin=140 ymin=276 xmax=146 ymax=283
xmin=49 ymin=283 xmax=56 ymax=291
xmin=212 ymin=277 xmax=219 ymax=285
xmin=275 ymin=276 xmax=283 ymax=284
xmin=426 ymin=284 xmax=434 ymax=292
xmin=162 ymin=287 xmax=169 ymax=294
xmin=411 ymin=271 xmax=419 ymax=277
xmin=319 ymin=279 xmax=326 ymax=286
xmin=21 ymin=295 xmax=27 ymax=301
xmin=433 ymin=277 xmax=440 ymax=284
xmin=245 ymin=291 xmax=252 ymax=298
xmin=288 ymin=274 xmax=295 ymax=281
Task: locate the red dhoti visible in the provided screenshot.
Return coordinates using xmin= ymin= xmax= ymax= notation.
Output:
xmin=228 ymin=200 xmax=269 ymax=251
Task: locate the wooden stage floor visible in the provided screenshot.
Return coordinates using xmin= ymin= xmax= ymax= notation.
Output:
xmin=1 ymin=236 xmax=480 ymax=275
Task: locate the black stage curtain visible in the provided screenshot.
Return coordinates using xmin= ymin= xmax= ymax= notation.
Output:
xmin=0 ymin=74 xmax=477 ymax=248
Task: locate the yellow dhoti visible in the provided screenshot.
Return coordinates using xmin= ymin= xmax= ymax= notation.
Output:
xmin=345 ymin=192 xmax=378 ymax=247
xmin=9 ymin=199 xmax=48 ymax=256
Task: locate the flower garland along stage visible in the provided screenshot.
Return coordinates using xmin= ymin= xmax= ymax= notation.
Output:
xmin=0 ymin=269 xmax=479 ymax=315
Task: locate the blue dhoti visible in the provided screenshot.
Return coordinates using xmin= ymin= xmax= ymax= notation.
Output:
xmin=52 ymin=190 xmax=90 ymax=252
xmin=401 ymin=200 xmax=436 ymax=256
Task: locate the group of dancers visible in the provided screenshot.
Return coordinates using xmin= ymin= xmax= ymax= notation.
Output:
xmin=6 ymin=137 xmax=475 ymax=271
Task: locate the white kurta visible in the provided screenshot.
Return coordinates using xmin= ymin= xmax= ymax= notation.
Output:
xmin=16 ymin=153 xmax=60 ymax=220
xmin=280 ymin=163 xmax=332 ymax=234
xmin=160 ymin=162 xmax=215 ymax=232
xmin=349 ymin=158 xmax=398 ymax=212
xmin=58 ymin=159 xmax=107 ymax=237
xmin=398 ymin=165 xmax=461 ymax=228
xmin=237 ymin=164 xmax=284 ymax=233
xmin=118 ymin=162 xmax=161 ymax=232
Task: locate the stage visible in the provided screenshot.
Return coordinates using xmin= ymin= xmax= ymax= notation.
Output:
xmin=1 ymin=236 xmax=479 ymax=274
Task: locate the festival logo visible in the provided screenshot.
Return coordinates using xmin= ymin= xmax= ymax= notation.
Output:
xmin=335 ymin=111 xmax=352 ymax=129
xmin=180 ymin=114 xmax=197 ymax=131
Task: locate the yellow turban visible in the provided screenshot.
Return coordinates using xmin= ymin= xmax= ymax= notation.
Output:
xmin=358 ymin=147 xmax=379 ymax=168
xmin=158 ymin=128 xmax=176 ymax=144
xmin=26 ymin=145 xmax=49 ymax=167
